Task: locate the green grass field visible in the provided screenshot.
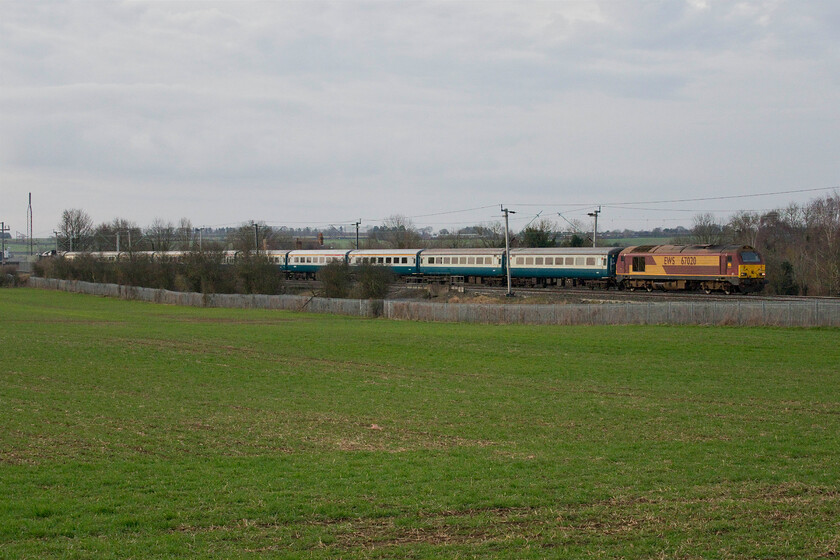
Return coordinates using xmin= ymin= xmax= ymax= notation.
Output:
xmin=1 ymin=288 xmax=838 ymax=558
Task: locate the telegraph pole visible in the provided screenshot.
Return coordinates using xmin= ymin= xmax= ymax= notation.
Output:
xmin=501 ymin=205 xmax=515 ymax=297
xmin=1 ymin=222 xmax=8 ymax=264
xmin=253 ymin=223 xmax=259 ymax=253
xmin=27 ymin=193 xmax=33 ymax=256
xmin=354 ymin=220 xmax=361 ymax=249
xmin=587 ymin=206 xmax=601 ymax=247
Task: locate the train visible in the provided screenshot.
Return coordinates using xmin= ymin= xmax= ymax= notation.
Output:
xmin=59 ymin=244 xmax=767 ymax=294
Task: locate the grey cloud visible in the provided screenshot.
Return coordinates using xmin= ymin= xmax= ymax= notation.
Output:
xmin=1 ymin=1 xmax=838 ymax=233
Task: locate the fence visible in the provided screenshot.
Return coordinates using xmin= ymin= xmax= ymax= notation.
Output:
xmin=26 ymin=277 xmax=840 ymax=327
xmin=384 ymin=300 xmax=840 ymax=327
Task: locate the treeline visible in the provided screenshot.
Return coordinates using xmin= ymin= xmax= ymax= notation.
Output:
xmin=54 ymin=213 xmax=298 ymax=253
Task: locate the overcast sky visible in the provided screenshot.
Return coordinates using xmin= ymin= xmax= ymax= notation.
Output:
xmin=2 ymin=1 xmax=838 ymax=236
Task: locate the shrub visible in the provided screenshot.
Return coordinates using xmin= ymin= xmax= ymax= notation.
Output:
xmin=233 ymin=255 xmax=284 ymax=295
xmin=352 ymin=263 xmax=393 ymax=299
xmin=317 ymin=261 xmax=351 ymax=298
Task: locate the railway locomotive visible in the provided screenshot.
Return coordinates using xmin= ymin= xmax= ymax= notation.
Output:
xmin=60 ymin=244 xmax=766 ymax=294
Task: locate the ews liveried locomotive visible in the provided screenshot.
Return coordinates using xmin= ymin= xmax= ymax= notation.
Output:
xmin=615 ymin=245 xmax=765 ymax=294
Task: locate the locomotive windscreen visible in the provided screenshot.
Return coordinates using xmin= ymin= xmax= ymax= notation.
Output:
xmin=741 ymin=251 xmax=761 ymax=263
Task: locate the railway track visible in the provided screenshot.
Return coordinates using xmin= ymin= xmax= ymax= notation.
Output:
xmin=402 ymin=282 xmax=839 ymax=304
xmin=285 ymin=277 xmax=839 ymax=305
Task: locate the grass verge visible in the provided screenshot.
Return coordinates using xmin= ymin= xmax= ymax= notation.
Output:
xmin=1 ymin=288 xmax=838 ymax=558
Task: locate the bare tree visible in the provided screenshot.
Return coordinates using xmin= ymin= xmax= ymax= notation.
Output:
xmin=147 ymin=218 xmax=175 ymax=251
xmin=176 ymin=218 xmax=194 ymax=251
xmin=804 ymin=193 xmax=840 ymax=295
xmin=728 ymin=211 xmax=761 ymax=247
xmin=227 ymin=221 xmax=280 ymax=253
xmin=372 ymin=215 xmax=422 ymax=248
xmin=112 ymin=218 xmax=142 ymax=252
xmin=691 ymin=213 xmax=725 ymax=245
xmin=472 ymin=222 xmax=505 ymax=248
xmin=520 ymin=218 xmax=558 ymax=248
xmin=92 ymin=222 xmax=116 ymax=251
xmin=58 ymin=208 xmax=94 ymax=251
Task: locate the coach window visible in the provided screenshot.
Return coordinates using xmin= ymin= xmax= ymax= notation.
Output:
xmin=385 ymin=257 xmax=392 ymax=264
xmin=544 ymin=257 xmax=553 ymax=266
xmin=565 ymin=257 xmax=574 ymax=266
xmin=468 ymin=257 xmax=475 ymax=265
xmin=575 ymin=257 xmax=584 ymax=266
xmin=535 ymin=257 xmax=543 ymax=265
xmin=525 ymin=257 xmax=534 ymax=265
xmin=476 ymin=257 xmax=484 ymax=265
xmin=586 ymin=257 xmax=595 ymax=266
xmin=456 ymin=257 xmax=464 ymax=264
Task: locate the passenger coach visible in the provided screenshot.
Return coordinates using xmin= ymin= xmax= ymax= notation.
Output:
xmin=417 ymin=248 xmax=505 ymax=282
xmin=509 ymin=247 xmax=622 ymax=287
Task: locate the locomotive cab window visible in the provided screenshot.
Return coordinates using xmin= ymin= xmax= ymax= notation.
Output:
xmin=633 ymin=256 xmax=646 ymax=272
xmin=741 ymin=251 xmax=761 ymax=263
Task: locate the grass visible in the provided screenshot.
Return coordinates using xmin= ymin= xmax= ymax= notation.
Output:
xmin=1 ymin=288 xmax=838 ymax=558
